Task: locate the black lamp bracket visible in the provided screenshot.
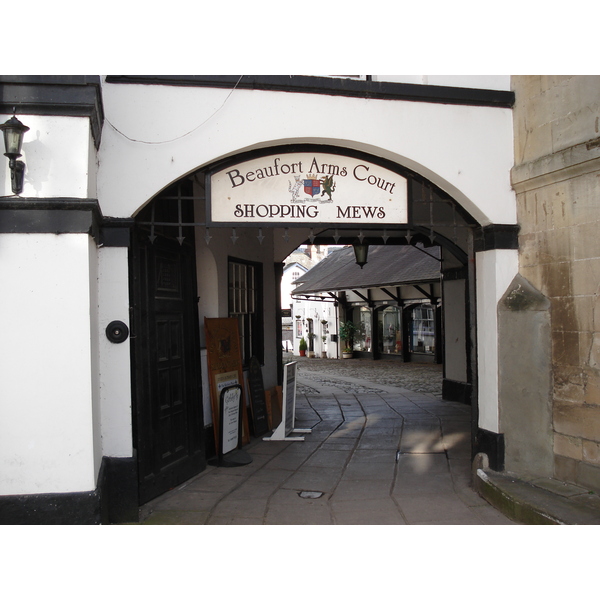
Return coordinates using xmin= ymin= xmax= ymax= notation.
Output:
xmin=8 ymin=158 xmax=25 ymax=195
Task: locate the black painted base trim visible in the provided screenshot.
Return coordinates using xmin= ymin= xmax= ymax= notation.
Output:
xmin=99 ymin=456 xmax=139 ymax=524
xmin=475 ymin=428 xmax=505 ymax=471
xmin=442 ymin=379 xmax=472 ymax=405
xmin=0 ymin=490 xmax=101 ymax=525
xmin=0 ymin=455 xmax=139 ymax=525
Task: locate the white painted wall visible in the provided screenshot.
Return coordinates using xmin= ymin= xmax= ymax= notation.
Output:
xmin=97 ymin=78 xmax=515 ymax=227
xmin=0 ymin=234 xmax=97 ymax=494
xmin=0 ymin=114 xmax=94 ymax=198
xmin=476 ymin=249 xmax=519 ymax=433
xmin=97 ymin=246 xmax=133 ymax=458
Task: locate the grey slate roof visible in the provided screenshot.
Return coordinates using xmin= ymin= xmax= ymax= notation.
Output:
xmin=292 ymin=244 xmax=440 ymax=295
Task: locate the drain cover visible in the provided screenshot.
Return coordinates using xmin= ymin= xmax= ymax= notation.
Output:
xmin=299 ymin=490 xmax=324 ymax=499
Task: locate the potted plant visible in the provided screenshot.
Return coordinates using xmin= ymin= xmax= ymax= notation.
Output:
xmin=321 ymin=335 xmax=327 ymax=359
xmin=307 ymin=332 xmax=316 ymax=358
xmin=338 ymin=321 xmax=357 ymax=359
xmin=299 ymin=337 xmax=307 ymax=357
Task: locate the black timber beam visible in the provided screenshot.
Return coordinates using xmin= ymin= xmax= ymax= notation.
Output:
xmin=105 ymin=75 xmax=515 ymax=108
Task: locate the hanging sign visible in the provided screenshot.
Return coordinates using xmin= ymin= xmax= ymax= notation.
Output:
xmin=207 ymin=152 xmax=407 ymax=227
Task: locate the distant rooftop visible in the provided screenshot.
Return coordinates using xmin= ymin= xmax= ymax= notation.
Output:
xmin=292 ymin=244 xmax=441 ymax=296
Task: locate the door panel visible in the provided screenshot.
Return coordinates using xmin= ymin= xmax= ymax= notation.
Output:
xmin=132 ymin=226 xmax=205 ymax=505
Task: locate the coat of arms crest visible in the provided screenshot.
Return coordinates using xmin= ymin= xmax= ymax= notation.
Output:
xmin=289 ymin=173 xmax=336 ymax=203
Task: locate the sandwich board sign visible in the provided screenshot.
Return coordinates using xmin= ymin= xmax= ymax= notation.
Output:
xmin=217 ymin=384 xmax=252 ymax=467
xmin=263 ymin=361 xmax=312 ymax=442
xmin=221 ymin=385 xmax=243 ymax=455
xmin=247 ymin=356 xmax=270 ymax=437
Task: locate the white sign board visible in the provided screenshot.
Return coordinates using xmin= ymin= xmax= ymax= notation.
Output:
xmin=263 ymin=361 xmax=311 ymax=442
xmin=208 ymin=152 xmax=407 ymax=226
xmin=221 ymin=386 xmax=241 ymax=455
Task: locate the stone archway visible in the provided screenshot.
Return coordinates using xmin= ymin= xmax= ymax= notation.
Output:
xmin=130 ymin=144 xmax=507 ymax=471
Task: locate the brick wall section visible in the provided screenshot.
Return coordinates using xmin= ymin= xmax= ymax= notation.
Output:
xmin=512 ymin=75 xmax=600 ymax=491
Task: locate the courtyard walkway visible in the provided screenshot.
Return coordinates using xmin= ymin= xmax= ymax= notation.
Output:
xmin=137 ymin=358 xmax=514 ymax=525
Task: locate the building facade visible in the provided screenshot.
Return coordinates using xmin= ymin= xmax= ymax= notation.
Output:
xmin=292 ymin=244 xmax=442 ymax=364
xmin=281 ymin=245 xmax=336 ymax=358
xmin=1 ymin=74 xmax=593 ymax=524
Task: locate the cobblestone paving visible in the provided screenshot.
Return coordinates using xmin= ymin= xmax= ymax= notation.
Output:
xmin=291 ymin=356 xmax=443 ymax=396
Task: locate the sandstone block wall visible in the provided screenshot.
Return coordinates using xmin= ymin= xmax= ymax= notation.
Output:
xmin=511 ymin=75 xmax=600 ymax=491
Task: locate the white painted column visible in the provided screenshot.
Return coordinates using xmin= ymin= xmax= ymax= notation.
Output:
xmin=476 ymin=249 xmax=519 ymax=433
xmin=98 ymin=246 xmax=133 ymax=458
xmin=0 ymin=234 xmax=97 ymax=494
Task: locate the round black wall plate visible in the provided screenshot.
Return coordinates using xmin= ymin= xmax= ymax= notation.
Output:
xmin=106 ymin=320 xmax=129 ymax=343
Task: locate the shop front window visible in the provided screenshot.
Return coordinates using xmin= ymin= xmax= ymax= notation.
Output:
xmin=378 ymin=306 xmax=402 ymax=355
xmin=353 ymin=307 xmax=372 ymax=351
xmin=409 ymin=304 xmax=435 ymax=354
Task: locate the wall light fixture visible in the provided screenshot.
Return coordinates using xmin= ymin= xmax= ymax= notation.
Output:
xmin=0 ymin=112 xmax=29 ymax=195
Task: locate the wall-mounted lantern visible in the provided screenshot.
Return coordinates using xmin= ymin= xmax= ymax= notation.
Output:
xmin=0 ymin=113 xmax=29 ymax=195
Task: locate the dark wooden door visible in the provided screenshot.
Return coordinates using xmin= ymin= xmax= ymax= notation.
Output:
xmin=131 ymin=222 xmax=205 ymax=505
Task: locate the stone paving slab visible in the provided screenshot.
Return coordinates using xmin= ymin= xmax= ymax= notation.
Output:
xmin=396 ymin=493 xmax=484 ymax=524
xmin=331 ymin=497 xmax=407 ymax=525
xmin=281 ymin=467 xmax=341 ymax=493
xmin=331 ymin=478 xmax=392 ymax=501
xmin=392 ymin=472 xmax=457 ymax=497
xmin=142 ymin=510 xmax=210 ymax=525
xmin=135 ymin=361 xmax=518 ymax=525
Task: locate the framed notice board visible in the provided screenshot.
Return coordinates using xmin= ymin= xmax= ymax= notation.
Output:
xmin=204 ymin=317 xmax=250 ymax=450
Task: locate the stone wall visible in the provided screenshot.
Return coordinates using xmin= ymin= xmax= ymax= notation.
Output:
xmin=511 ymin=75 xmax=600 ymax=491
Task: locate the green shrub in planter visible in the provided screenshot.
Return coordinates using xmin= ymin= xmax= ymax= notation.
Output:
xmin=299 ymin=337 xmax=307 ymax=353
xmin=338 ymin=321 xmax=357 ymax=352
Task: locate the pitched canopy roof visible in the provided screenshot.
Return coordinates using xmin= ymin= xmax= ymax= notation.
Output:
xmin=292 ymin=244 xmax=440 ymax=295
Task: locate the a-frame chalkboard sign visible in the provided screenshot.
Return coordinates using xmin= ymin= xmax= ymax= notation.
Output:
xmin=247 ymin=356 xmax=270 ymax=437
